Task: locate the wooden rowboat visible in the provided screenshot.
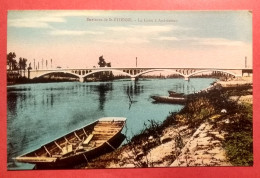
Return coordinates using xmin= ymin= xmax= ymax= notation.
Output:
xmin=168 ymin=91 xmax=185 ymax=97
xmin=151 ymin=95 xmax=187 ymax=104
xmin=15 ymin=117 xmax=126 ymax=169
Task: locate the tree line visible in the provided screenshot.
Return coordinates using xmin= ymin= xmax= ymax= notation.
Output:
xmin=7 ymin=52 xmax=31 ymax=77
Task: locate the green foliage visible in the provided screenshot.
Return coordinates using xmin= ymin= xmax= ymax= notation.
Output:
xmin=224 ymin=131 xmax=253 ymax=166
xmin=221 ymin=102 xmax=253 ymax=166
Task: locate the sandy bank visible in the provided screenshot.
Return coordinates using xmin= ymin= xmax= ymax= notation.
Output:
xmin=217 ymin=76 xmax=252 ymax=87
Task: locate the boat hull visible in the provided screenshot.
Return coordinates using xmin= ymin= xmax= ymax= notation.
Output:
xmin=15 ymin=117 xmax=127 ymax=169
xmin=151 ymin=96 xmax=187 ymax=104
xmin=168 ymin=91 xmax=185 ymax=97
xmin=34 ymin=132 xmax=126 ymax=169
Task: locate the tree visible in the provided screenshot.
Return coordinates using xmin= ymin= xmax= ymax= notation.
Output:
xmin=98 ymin=55 xmax=107 ymax=67
xmin=27 ymin=62 xmax=32 ymax=79
xmin=7 ymin=52 xmax=16 ymax=70
xmin=13 ymin=60 xmax=18 ymax=70
xmin=19 ymin=57 xmax=23 ymax=74
xmin=22 ymin=58 xmax=27 ymax=77
xmin=96 ymin=55 xmax=113 ymax=80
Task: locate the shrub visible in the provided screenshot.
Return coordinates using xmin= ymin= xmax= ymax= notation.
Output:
xmin=224 ymin=131 xmax=253 ymax=166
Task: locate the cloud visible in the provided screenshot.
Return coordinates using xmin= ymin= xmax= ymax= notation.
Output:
xmin=96 ymin=25 xmax=178 ymax=44
xmin=9 ymin=20 xmax=50 ymax=28
xmin=49 ymin=29 xmax=103 ymax=36
xmin=107 ymin=25 xmax=175 ymax=35
xmin=51 ymin=11 xmax=104 ymax=17
xmin=96 ymin=37 xmax=149 ymax=44
xmin=196 ymin=38 xmax=246 ymax=46
xmin=99 ymin=25 xmax=193 ymax=45
xmin=156 ymin=36 xmax=179 ymax=41
xmin=8 ymin=16 xmax=65 ymax=28
xmin=153 ymin=36 xmax=247 ymax=47
xmin=8 ymin=10 xmax=108 ymax=29
xmin=127 ymin=37 xmax=149 ymax=44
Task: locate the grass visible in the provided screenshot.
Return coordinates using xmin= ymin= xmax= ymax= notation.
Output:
xmin=221 ymin=103 xmax=253 ymax=166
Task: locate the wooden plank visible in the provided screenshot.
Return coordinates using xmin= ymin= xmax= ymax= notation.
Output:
xmin=94 ymin=128 xmax=119 ymax=130
xmin=93 ymin=134 xmax=115 ymax=136
xmin=62 ymin=144 xmax=73 ymax=155
xmin=92 ymin=134 xmax=114 ymax=137
xmin=64 ymin=137 xmax=72 ymax=144
xmin=15 ymin=156 xmax=57 ymax=163
xmin=92 ymin=133 xmax=115 ymax=135
xmin=95 ymin=123 xmax=119 ymax=126
xmin=52 ymin=154 xmax=62 ymax=158
xmin=106 ymin=141 xmax=116 ymax=150
xmin=74 ymin=132 xmax=81 ymax=141
xmin=93 ymin=132 xmax=118 ymax=134
xmin=92 ymin=133 xmax=114 ymax=136
xmin=83 ymin=134 xmax=93 ymax=146
xmin=97 ymin=121 xmax=122 ymax=124
xmin=94 ymin=127 xmax=119 ymax=130
xmin=82 ymin=128 xmax=88 ymax=137
xmin=44 ymin=146 xmax=52 ymax=157
xmin=92 ymin=135 xmax=115 ymax=137
xmin=54 ymin=141 xmax=63 ymax=151
xmin=95 ymin=128 xmax=121 ymax=130
xmin=93 ymin=131 xmax=117 ymax=134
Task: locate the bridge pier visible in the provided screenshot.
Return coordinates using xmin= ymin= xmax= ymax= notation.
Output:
xmin=79 ymin=77 xmax=84 ymax=83
xmin=184 ymin=76 xmax=190 ymax=81
xmin=131 ymin=77 xmax=138 ymax=81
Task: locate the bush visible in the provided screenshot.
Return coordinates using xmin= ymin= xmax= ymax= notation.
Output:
xmin=222 ymin=102 xmax=253 ymax=166
xmin=224 ymin=131 xmax=253 ymax=166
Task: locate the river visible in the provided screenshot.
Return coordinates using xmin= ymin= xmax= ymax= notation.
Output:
xmin=7 ymin=78 xmax=215 ymax=170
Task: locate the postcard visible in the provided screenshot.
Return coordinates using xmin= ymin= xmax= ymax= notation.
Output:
xmin=6 ymin=10 xmax=253 ymax=171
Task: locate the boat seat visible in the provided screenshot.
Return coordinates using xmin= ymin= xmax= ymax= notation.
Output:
xmin=52 ymin=154 xmax=62 ymax=158
xmin=74 ymin=145 xmax=85 ymax=153
xmin=62 ymin=144 xmax=73 ymax=155
xmin=82 ymin=134 xmax=93 ymax=147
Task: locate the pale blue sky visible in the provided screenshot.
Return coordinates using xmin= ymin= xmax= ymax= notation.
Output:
xmin=7 ymin=11 xmax=252 ymax=68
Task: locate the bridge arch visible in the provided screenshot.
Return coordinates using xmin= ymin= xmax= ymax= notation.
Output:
xmin=133 ymin=69 xmax=185 ymax=78
xmin=82 ymin=69 xmax=132 ymax=78
xmin=33 ymin=71 xmax=81 ymax=79
xmin=187 ymin=69 xmax=238 ymax=78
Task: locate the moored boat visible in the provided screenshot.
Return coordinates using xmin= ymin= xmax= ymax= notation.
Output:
xmin=151 ymin=95 xmax=187 ymax=104
xmin=15 ymin=117 xmax=126 ymax=169
xmin=168 ymin=91 xmax=185 ymax=97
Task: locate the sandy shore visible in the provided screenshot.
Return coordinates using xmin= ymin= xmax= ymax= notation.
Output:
xmin=217 ymin=76 xmax=252 ymax=87
xmin=218 ymin=76 xmax=253 ymax=104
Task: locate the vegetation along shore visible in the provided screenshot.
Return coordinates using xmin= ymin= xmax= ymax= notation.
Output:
xmin=79 ymin=76 xmax=252 ymax=168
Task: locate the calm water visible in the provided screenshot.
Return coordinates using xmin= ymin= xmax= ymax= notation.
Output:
xmin=7 ymin=78 xmax=215 ymax=170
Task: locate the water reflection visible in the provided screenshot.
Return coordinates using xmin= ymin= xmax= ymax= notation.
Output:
xmin=124 ymin=81 xmax=144 ymax=97
xmin=7 ymin=93 xmax=18 ymax=118
xmin=95 ymin=83 xmax=113 ymax=110
xmin=171 ymin=81 xmax=196 ymax=94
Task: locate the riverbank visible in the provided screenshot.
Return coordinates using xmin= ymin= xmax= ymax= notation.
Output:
xmin=81 ymin=76 xmax=253 ymax=168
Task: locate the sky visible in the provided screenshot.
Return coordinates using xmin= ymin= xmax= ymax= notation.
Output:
xmin=7 ymin=10 xmax=252 ymax=69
